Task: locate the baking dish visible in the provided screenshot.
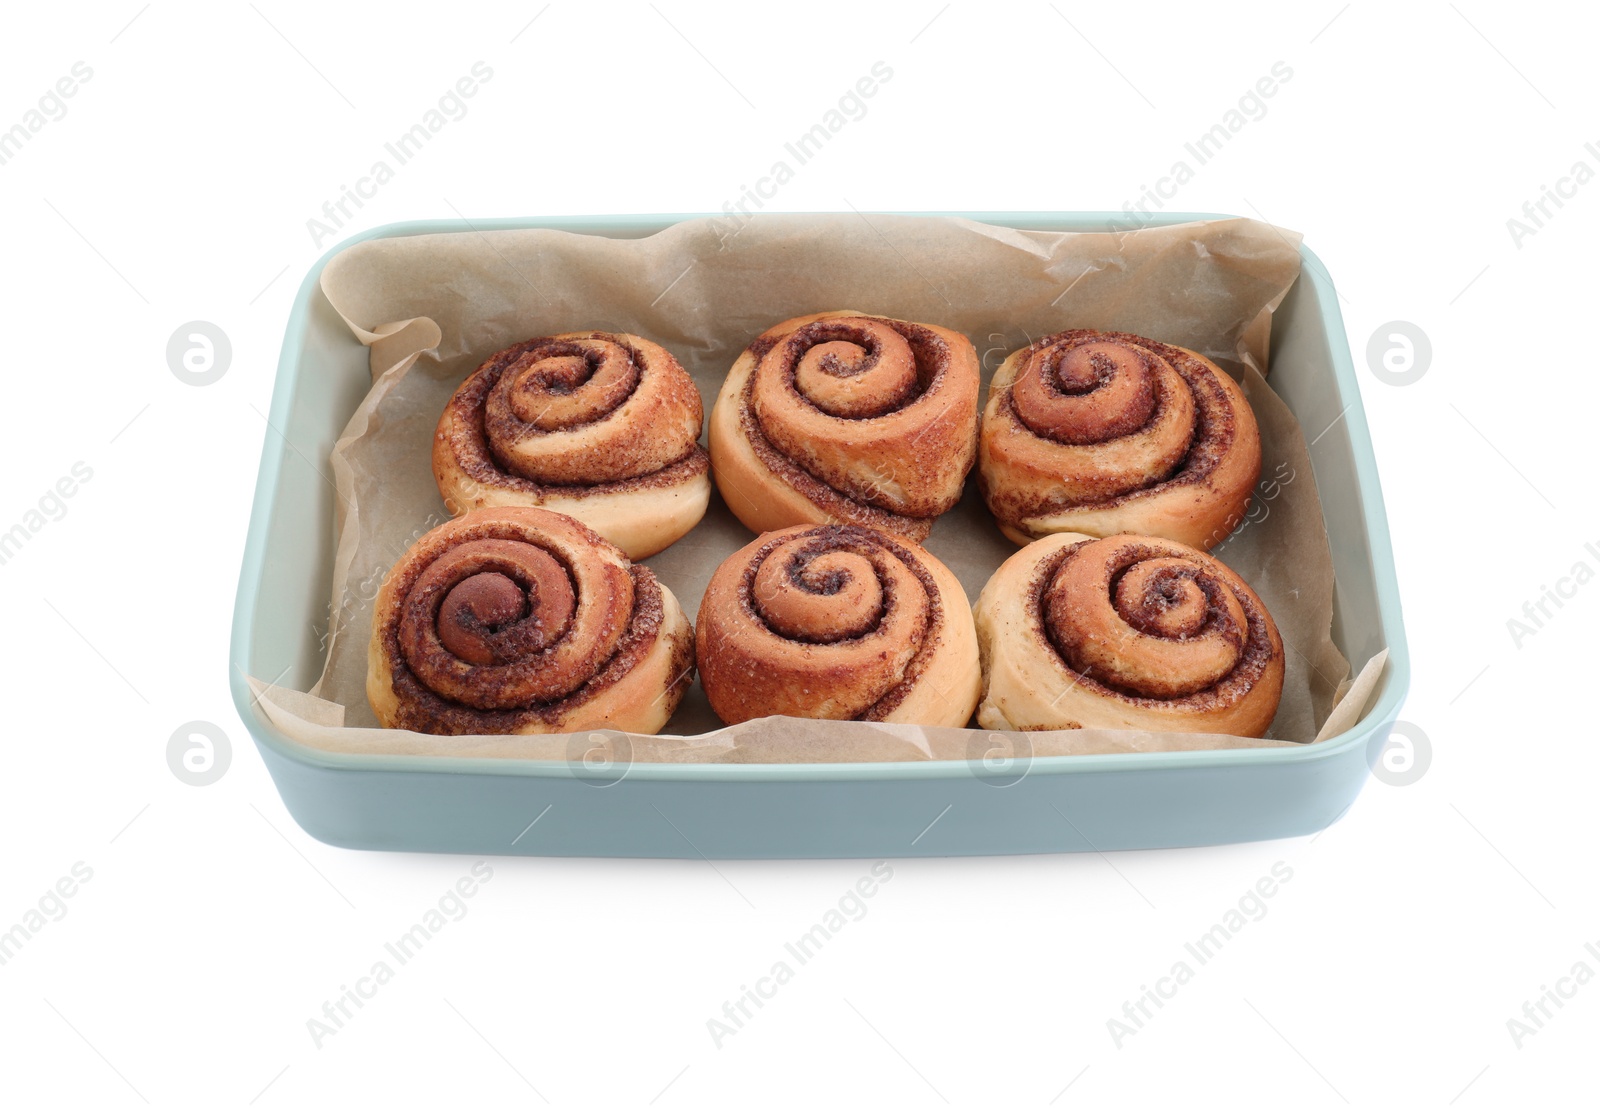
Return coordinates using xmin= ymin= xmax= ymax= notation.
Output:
xmin=228 ymin=212 xmax=1409 ymax=857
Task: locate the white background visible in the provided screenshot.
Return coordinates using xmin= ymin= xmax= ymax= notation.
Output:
xmin=1 ymin=2 xmax=1592 ymax=1105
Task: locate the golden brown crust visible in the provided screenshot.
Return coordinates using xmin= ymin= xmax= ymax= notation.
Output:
xmin=978 ymin=331 xmax=1261 ymax=549
xmin=708 ymin=311 xmax=980 ymax=542
xmin=367 ymin=506 xmax=694 ymax=736
xmin=433 ymin=331 xmax=710 ymax=559
xmin=695 ymin=523 xmax=980 ymax=727
xmin=973 ymin=532 xmax=1284 ymax=736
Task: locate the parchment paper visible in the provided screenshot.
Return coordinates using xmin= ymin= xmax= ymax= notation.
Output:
xmin=251 ymin=214 xmax=1387 ymax=764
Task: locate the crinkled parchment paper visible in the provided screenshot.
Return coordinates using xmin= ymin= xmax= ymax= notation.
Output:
xmin=249 ymin=214 xmax=1387 ymax=764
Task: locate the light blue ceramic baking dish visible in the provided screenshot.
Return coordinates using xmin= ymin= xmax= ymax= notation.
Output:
xmin=228 ymin=212 xmax=1409 ymax=858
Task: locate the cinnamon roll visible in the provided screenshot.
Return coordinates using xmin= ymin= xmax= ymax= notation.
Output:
xmin=974 ymin=533 xmax=1284 ymax=736
xmin=695 ymin=523 xmax=980 ymax=727
xmin=979 ymin=330 xmax=1261 ymax=549
xmin=368 ymin=507 xmax=694 ymax=736
xmin=708 ymin=311 xmax=980 ymax=542
xmin=433 ymin=331 xmax=710 ymax=560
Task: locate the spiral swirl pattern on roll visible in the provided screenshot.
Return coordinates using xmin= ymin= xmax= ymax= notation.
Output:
xmin=973 ymin=532 xmax=1284 ymax=736
xmin=368 ymin=507 xmax=694 ymax=736
xmin=695 ymin=524 xmax=980 ymax=727
xmin=979 ymin=330 xmax=1261 ymax=549
xmin=708 ymin=311 xmax=980 ymax=542
xmin=433 ymin=331 xmax=710 ymax=559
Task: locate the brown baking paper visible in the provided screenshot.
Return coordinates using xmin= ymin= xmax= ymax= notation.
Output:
xmin=250 ymin=214 xmax=1388 ymax=765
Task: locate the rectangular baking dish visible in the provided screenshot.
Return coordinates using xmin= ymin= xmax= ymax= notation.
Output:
xmin=228 ymin=212 xmax=1409 ymax=858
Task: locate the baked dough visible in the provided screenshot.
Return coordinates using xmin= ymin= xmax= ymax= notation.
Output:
xmin=368 ymin=507 xmax=694 ymax=735
xmin=974 ymin=532 xmax=1284 ymax=736
xmin=979 ymin=330 xmax=1261 ymax=549
xmin=433 ymin=331 xmax=710 ymax=559
xmin=708 ymin=311 xmax=979 ymax=542
xmin=696 ymin=523 xmax=980 ymax=727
